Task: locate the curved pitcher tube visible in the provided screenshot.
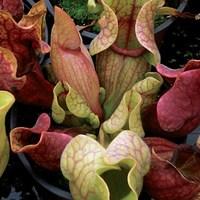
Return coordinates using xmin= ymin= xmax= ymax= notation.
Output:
xmin=0 ymin=91 xmax=15 ymax=177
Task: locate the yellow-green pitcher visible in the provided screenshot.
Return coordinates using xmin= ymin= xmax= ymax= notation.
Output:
xmin=0 ymin=91 xmax=15 ymax=177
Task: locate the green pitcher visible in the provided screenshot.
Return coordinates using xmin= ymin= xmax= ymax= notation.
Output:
xmin=0 ymin=91 xmax=15 ymax=177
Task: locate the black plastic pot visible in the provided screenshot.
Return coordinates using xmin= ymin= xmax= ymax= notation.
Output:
xmin=9 ymin=0 xmax=188 ymax=199
xmin=154 ymin=0 xmax=189 ymax=47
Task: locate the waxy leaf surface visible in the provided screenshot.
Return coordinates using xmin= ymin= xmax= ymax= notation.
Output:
xmin=156 ymin=60 xmax=200 ymax=82
xmin=131 ymin=72 xmax=163 ymax=109
xmin=106 ymin=0 xmax=149 ymax=51
xmin=171 ymin=144 xmax=200 ymax=183
xmin=156 ymin=63 xmax=184 ymax=82
xmin=102 ymin=91 xmax=143 ymax=136
xmin=18 ymin=0 xmax=47 ymax=46
xmin=105 ymin=131 xmax=151 ymax=195
xmin=61 ymin=131 xmax=151 ymax=200
xmin=51 ymin=7 xmax=102 ymax=118
xmin=61 ymin=134 xmax=110 ymax=200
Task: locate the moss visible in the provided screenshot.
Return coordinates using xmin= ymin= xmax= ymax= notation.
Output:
xmin=60 ymin=0 xmax=180 ymax=30
xmin=60 ymin=0 xmax=101 ymax=25
xmin=154 ymin=15 xmax=166 ymax=28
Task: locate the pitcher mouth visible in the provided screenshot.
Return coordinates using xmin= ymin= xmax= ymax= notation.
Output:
xmin=10 ymin=129 xmax=41 ymax=153
xmin=0 ymin=91 xmax=15 ymax=111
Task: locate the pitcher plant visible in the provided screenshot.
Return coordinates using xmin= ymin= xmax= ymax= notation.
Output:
xmin=0 ymin=91 xmax=15 ymax=177
xmin=0 ymin=0 xmax=199 ymax=199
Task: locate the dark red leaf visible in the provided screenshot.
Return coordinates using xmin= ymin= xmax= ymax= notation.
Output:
xmin=156 ymin=64 xmax=184 ymax=83
xmin=0 ymin=0 xmax=23 ymax=21
xmin=144 ymin=137 xmax=200 ymax=200
xmin=143 ymin=60 xmax=200 ymax=137
xmin=10 ymin=113 xmax=74 ymax=170
xmin=171 ymin=144 xmax=200 ymax=183
xmin=14 ymin=62 xmax=53 ymax=108
xmin=156 ymin=60 xmax=200 ymax=83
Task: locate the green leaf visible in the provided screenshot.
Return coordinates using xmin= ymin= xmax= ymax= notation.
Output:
xmin=105 ymin=130 xmax=151 ymax=175
xmin=102 ymin=91 xmax=143 ymax=136
xmin=135 ymin=0 xmax=165 ymax=65
xmin=105 ymin=0 xmax=150 ymax=49
xmin=101 ymin=72 xmax=163 ymax=144
xmin=52 ymin=82 xmax=100 ymax=129
xmin=97 ymin=49 xmax=150 ymax=118
xmin=96 ymin=0 xmax=159 ymax=118
xmin=128 ymin=92 xmax=144 ymax=136
xmin=61 ymin=131 xmax=151 ymax=200
xmin=101 ymin=167 xmax=138 ymax=200
xmin=52 ymin=81 xmax=66 ymax=124
xmin=132 ymin=72 xmax=163 ymax=109
xmin=105 ymin=130 xmax=151 ymax=195
xmin=60 ymin=135 xmax=114 ymax=200
xmin=0 ymin=91 xmax=15 ymax=177
xmin=157 ymin=6 xmax=180 ymax=16
xmin=89 ymin=0 xmax=118 ymax=55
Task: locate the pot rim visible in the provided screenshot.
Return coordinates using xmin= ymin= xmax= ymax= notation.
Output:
xmin=155 ymin=0 xmax=188 ymax=34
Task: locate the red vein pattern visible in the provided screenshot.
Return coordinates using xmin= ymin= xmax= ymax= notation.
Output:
xmin=135 ymin=0 xmax=165 ymax=64
xmin=51 ymin=7 xmax=103 ymax=118
xmin=97 ymin=48 xmax=149 ymax=118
